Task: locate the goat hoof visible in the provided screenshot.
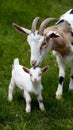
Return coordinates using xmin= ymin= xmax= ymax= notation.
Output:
xmin=68 ymin=88 xmax=73 ymax=92
xmin=8 ymin=96 xmax=12 ymax=102
xmin=40 ymin=106 xmax=45 ymax=111
xmin=26 ymin=108 xmax=31 ymax=113
xmin=55 ymin=94 xmax=62 ymax=99
xmin=26 ymin=110 xmax=31 ymax=113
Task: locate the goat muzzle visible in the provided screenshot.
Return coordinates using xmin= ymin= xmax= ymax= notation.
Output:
xmin=31 ymin=60 xmax=37 ymax=66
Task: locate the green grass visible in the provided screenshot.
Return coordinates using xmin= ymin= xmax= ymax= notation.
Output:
xmin=0 ymin=0 xmax=73 ymax=130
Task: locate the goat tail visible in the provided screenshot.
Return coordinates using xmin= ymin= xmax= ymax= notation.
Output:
xmin=13 ymin=58 xmax=19 ymax=65
xmin=12 ymin=58 xmax=19 ymax=69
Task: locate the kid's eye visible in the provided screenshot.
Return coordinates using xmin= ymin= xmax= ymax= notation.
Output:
xmin=38 ymin=73 xmax=42 ymax=76
xmin=30 ymin=74 xmax=32 ymax=77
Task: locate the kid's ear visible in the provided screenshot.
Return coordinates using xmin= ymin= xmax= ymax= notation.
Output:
xmin=41 ymin=65 xmax=49 ymax=73
xmin=23 ymin=67 xmax=30 ymax=73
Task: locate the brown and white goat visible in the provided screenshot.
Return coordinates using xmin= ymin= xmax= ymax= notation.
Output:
xmin=12 ymin=9 xmax=73 ymax=99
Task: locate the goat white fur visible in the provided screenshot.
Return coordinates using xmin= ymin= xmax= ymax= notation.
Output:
xmin=12 ymin=9 xmax=73 ymax=99
xmin=8 ymin=58 xmax=48 ymax=113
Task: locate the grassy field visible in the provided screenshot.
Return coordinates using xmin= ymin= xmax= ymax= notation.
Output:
xmin=0 ymin=0 xmax=73 ymax=130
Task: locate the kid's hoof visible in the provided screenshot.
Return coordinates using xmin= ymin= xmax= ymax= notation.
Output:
xmin=56 ymin=94 xmax=62 ymax=99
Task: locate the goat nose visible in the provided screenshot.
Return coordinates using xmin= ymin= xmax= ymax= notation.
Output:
xmin=32 ymin=60 xmax=37 ymax=66
xmin=34 ymin=78 xmax=38 ymax=83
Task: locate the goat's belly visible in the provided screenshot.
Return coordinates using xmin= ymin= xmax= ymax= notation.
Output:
xmin=53 ymin=51 xmax=73 ymax=62
xmin=65 ymin=54 xmax=73 ymax=61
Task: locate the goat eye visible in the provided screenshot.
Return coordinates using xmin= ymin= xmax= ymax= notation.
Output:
xmin=30 ymin=74 xmax=32 ymax=77
xmin=38 ymin=73 xmax=42 ymax=76
xmin=40 ymin=42 xmax=47 ymax=49
xmin=42 ymin=42 xmax=46 ymax=46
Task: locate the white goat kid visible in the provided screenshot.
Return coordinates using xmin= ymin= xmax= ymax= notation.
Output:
xmin=13 ymin=9 xmax=73 ymax=99
xmin=8 ymin=58 xmax=48 ymax=113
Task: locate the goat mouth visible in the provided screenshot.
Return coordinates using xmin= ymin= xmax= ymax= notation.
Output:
xmin=33 ymin=80 xmax=39 ymax=84
xmin=31 ymin=59 xmax=41 ymax=67
xmin=33 ymin=63 xmax=40 ymax=67
xmin=32 ymin=65 xmax=38 ymax=69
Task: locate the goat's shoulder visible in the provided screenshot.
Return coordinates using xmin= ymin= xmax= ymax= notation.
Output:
xmin=44 ymin=26 xmax=58 ymax=34
xmin=44 ymin=21 xmax=71 ymax=35
xmin=58 ymin=22 xmax=72 ymax=34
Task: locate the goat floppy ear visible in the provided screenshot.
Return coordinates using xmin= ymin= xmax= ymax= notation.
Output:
xmin=23 ymin=67 xmax=30 ymax=73
xmin=41 ymin=65 xmax=49 ymax=73
xmin=46 ymin=31 xmax=61 ymax=38
xmin=12 ymin=23 xmax=31 ymax=35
